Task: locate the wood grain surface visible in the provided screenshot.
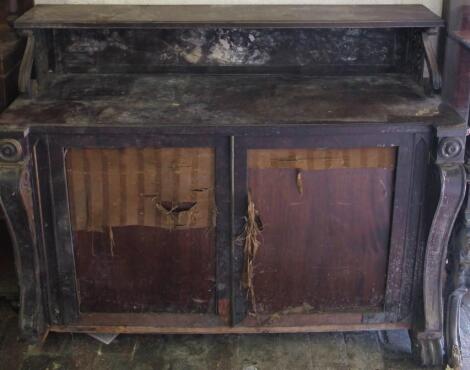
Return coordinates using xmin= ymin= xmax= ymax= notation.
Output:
xmin=247 ymin=147 xmax=396 ymax=314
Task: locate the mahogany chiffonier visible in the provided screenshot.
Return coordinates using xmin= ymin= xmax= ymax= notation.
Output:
xmin=0 ymin=4 xmax=468 ymax=367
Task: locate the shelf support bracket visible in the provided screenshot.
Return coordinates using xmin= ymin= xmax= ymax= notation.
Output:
xmin=422 ymin=28 xmax=442 ymax=91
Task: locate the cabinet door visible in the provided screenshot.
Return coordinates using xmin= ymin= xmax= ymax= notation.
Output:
xmin=232 ymin=135 xmax=417 ymax=324
xmin=66 ymin=146 xmax=216 ymax=313
xmin=39 ymin=135 xmax=230 ymax=324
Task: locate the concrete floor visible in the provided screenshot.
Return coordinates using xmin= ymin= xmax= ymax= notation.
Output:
xmin=1 ymin=298 xmax=460 ymax=370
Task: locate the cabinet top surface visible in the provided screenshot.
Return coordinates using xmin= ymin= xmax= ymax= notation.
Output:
xmin=0 ymin=74 xmax=462 ymax=130
xmin=15 ymin=4 xmax=443 ymax=29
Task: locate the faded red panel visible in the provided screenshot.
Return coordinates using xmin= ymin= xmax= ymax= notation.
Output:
xmin=247 ymin=153 xmax=395 ymax=314
xmin=67 ymin=147 xmax=217 ymax=314
xmin=74 ymin=226 xmax=215 ymax=313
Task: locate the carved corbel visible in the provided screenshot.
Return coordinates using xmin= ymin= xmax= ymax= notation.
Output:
xmin=413 ymin=135 xmax=466 ymax=366
xmin=445 ymin=160 xmax=470 ymax=370
xmin=0 ymin=138 xmax=44 ymax=340
xmin=422 ymin=28 xmax=442 ymax=91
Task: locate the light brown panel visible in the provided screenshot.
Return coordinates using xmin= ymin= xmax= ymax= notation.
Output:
xmin=66 ymin=147 xmax=215 ymax=231
xmin=247 ymin=147 xmax=396 ymax=314
xmin=248 ymin=147 xmax=396 ymax=170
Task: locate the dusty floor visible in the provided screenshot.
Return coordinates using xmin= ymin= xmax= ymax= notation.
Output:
xmin=2 ymin=299 xmax=465 ymax=370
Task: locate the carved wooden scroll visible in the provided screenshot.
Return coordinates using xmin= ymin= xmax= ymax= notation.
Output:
xmin=446 ymin=160 xmax=470 ymax=369
xmin=18 ymin=31 xmax=36 ymax=96
xmin=415 ymin=135 xmax=466 ymax=366
xmin=0 ymin=138 xmax=44 ymax=340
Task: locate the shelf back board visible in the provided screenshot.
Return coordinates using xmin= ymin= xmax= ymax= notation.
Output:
xmin=14 ymin=4 xmax=444 ymax=29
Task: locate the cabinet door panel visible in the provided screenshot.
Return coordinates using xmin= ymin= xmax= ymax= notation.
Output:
xmin=245 ymin=147 xmax=396 ymax=314
xmin=65 ymin=147 xmax=216 ymax=314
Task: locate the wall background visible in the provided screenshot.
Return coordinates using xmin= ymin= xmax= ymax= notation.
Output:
xmin=33 ymin=0 xmax=443 ymax=16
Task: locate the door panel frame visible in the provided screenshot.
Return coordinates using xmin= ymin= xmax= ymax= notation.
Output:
xmin=28 ymin=128 xmax=430 ymax=328
xmin=232 ymin=133 xmax=424 ymax=324
xmin=33 ymin=133 xmax=231 ymax=324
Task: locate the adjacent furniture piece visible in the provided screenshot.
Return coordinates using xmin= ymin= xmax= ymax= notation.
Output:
xmin=0 ymin=4 xmax=467 ymax=366
xmin=0 ymin=25 xmax=24 ymax=112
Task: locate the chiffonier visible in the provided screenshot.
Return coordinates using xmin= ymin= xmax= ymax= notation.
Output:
xmin=0 ymin=4 xmax=468 ymax=367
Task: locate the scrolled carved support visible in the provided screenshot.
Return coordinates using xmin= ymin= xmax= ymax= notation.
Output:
xmin=0 ymin=138 xmax=44 ymax=341
xmin=413 ymin=135 xmax=466 ymax=366
xmin=18 ymin=31 xmax=36 ymax=97
xmin=445 ymin=162 xmax=470 ymax=370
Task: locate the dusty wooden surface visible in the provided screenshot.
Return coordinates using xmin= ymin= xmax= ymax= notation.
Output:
xmin=15 ymin=4 xmax=443 ymax=29
xmin=0 ymin=74 xmax=460 ymax=128
xmin=247 ymin=148 xmax=396 ymax=314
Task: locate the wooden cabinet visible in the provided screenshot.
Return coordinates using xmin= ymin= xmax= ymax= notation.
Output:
xmin=0 ymin=4 xmax=469 ymax=368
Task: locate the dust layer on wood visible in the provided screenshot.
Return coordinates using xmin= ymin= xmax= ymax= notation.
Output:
xmin=0 ymin=74 xmax=455 ymax=128
xmin=53 ymin=28 xmax=411 ymax=73
xmin=65 ymin=147 xmax=215 ymax=232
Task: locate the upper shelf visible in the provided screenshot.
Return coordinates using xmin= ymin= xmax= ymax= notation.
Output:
xmin=15 ymin=4 xmax=443 ymax=29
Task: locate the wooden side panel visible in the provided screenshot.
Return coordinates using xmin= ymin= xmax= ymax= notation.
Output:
xmin=65 ymin=147 xmax=216 ymax=314
xmin=247 ymin=147 xmax=396 ymax=314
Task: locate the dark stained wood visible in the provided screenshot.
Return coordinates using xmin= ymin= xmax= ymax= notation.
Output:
xmin=51 ymin=28 xmax=414 ymax=75
xmin=74 ymin=226 xmax=216 ymax=314
xmin=0 ymin=5 xmax=468 ymax=364
xmin=0 ymin=25 xmax=24 ymax=111
xmin=415 ymin=164 xmax=466 ymax=365
xmin=0 ymin=74 xmax=459 ymax=129
xmin=48 ymin=312 xmax=410 ymax=334
xmin=15 ymin=5 xmax=443 ymax=29
xmin=46 ymin=142 xmax=79 ymax=324
xmin=0 ymin=151 xmax=45 ymax=340
xmin=0 ymin=25 xmax=25 ymax=75
xmin=247 ymin=154 xmax=395 ymax=314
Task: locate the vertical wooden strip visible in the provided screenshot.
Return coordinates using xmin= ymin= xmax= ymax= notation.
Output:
xmin=125 ymin=148 xmax=139 ymax=225
xmin=368 ymin=147 xmax=380 ymax=168
xmin=159 ymin=148 xmax=173 ymax=228
xmin=119 ymin=148 xmax=128 ymax=225
xmin=377 ymin=147 xmax=387 ymax=168
xmin=65 ymin=150 xmax=76 ymax=230
xmin=83 ymin=149 xmax=93 ymax=230
xmin=155 ymin=148 xmax=162 ymax=227
xmin=67 ymin=149 xmax=87 ymax=230
xmin=142 ymin=148 xmax=157 ymax=227
xmin=87 ymin=149 xmax=104 ymax=230
xmin=173 ymin=148 xmax=182 ymax=203
xmin=101 ymin=149 xmax=109 ymax=227
xmin=105 ymin=149 xmax=121 ymax=227
xmin=137 ymin=149 xmax=145 ymax=225
xmin=189 ymin=149 xmax=199 ymax=228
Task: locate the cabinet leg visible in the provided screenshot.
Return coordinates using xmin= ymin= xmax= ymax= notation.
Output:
xmin=446 ymin=288 xmax=468 ymax=369
xmin=410 ymin=330 xmax=444 ymax=367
